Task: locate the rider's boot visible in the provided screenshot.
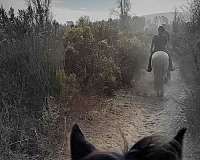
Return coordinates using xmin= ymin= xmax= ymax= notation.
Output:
xmin=169 ymin=56 xmax=175 ymax=71
xmin=147 ymin=54 xmax=153 ymax=72
xmin=147 ymin=65 xmax=152 ymax=72
xmin=169 ymin=66 xmax=175 ymax=71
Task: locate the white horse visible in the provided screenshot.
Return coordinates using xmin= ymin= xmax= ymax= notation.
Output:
xmin=152 ymin=51 xmax=170 ymax=97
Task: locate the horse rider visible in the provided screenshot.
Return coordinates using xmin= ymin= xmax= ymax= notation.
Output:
xmin=147 ymin=26 xmax=174 ymax=72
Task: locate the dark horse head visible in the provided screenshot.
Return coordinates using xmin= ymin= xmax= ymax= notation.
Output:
xmin=70 ymin=124 xmax=186 ymax=160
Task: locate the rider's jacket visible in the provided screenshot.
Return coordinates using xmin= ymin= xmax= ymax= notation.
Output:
xmin=152 ymin=34 xmax=168 ymax=53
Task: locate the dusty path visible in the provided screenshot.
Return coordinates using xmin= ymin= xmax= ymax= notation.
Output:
xmin=64 ymin=63 xmax=200 ymax=160
xmin=134 ymin=64 xmax=200 ymax=160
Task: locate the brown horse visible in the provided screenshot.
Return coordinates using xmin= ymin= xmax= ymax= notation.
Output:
xmin=70 ymin=124 xmax=186 ymax=160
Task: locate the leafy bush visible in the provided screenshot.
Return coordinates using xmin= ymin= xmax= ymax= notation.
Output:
xmin=170 ymin=3 xmax=200 ymax=82
xmin=64 ymin=18 xmax=147 ymax=94
xmin=116 ymin=33 xmax=145 ymax=85
xmin=64 ymin=26 xmax=120 ymax=95
xmin=0 ymin=1 xmax=66 ymax=159
xmin=0 ymin=1 xmax=148 ymax=159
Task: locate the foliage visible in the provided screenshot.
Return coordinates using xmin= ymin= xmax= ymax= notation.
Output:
xmin=189 ymin=0 xmax=200 ymax=32
xmin=112 ymin=0 xmax=145 ymax=33
xmin=63 ymin=17 xmax=147 ymax=94
xmin=116 ymin=32 xmax=145 ymax=85
xmin=119 ymin=0 xmax=131 ymax=16
xmin=188 ymin=0 xmax=200 ymax=78
xmin=0 ymin=0 xmax=149 ymax=159
xmin=171 ymin=2 xmax=200 ymax=81
xmin=64 ymin=26 xmax=120 ymax=95
xmin=0 ymin=1 xmax=66 ymax=159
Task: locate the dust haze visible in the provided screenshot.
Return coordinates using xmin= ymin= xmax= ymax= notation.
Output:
xmin=0 ymin=0 xmax=200 ymax=160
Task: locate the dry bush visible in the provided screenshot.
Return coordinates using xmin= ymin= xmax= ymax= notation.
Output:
xmin=63 ymin=18 xmax=147 ymax=95
xmin=64 ymin=25 xmax=120 ymax=95
xmin=0 ymin=2 xmax=149 ymax=159
xmin=0 ymin=1 xmax=67 ymax=159
xmin=188 ymin=0 xmax=200 ymax=79
xmin=171 ymin=2 xmax=200 ymax=81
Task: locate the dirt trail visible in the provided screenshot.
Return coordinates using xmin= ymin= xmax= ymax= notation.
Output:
xmin=64 ymin=63 xmax=200 ymax=160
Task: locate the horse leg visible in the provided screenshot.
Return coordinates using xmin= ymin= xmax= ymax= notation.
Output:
xmin=160 ymin=86 xmax=164 ymax=97
xmin=167 ymin=70 xmax=171 ymax=81
xmin=159 ymin=80 xmax=164 ymax=97
xmin=154 ymin=82 xmax=159 ymax=97
xmin=154 ymin=71 xmax=160 ymax=97
xmin=157 ymin=88 xmax=160 ymax=97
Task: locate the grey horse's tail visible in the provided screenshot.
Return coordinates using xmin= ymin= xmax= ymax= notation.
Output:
xmin=152 ymin=51 xmax=169 ymax=96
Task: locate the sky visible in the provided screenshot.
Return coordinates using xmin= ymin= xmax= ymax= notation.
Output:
xmin=0 ymin=0 xmax=187 ymax=24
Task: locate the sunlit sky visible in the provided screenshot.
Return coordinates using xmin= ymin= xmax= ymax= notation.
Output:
xmin=0 ymin=0 xmax=187 ymax=23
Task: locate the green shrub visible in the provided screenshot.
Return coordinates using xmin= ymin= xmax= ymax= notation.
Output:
xmin=64 ymin=27 xmax=120 ymax=95
xmin=63 ymin=19 xmax=147 ymax=93
xmin=0 ymin=2 xmax=65 ymax=159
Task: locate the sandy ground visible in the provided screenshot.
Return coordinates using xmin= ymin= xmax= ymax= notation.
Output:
xmin=63 ymin=62 xmax=200 ymax=160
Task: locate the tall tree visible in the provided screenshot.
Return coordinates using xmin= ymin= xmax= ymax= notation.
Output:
xmin=119 ymin=0 xmax=131 ymax=16
xmin=117 ymin=0 xmax=131 ymax=31
xmin=190 ymin=0 xmax=200 ymax=32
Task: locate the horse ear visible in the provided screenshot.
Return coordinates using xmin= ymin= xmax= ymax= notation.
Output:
xmin=168 ymin=128 xmax=187 ymax=159
xmin=70 ymin=124 xmax=96 ymax=160
xmin=125 ymin=136 xmax=160 ymax=160
xmin=173 ymin=128 xmax=187 ymax=145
